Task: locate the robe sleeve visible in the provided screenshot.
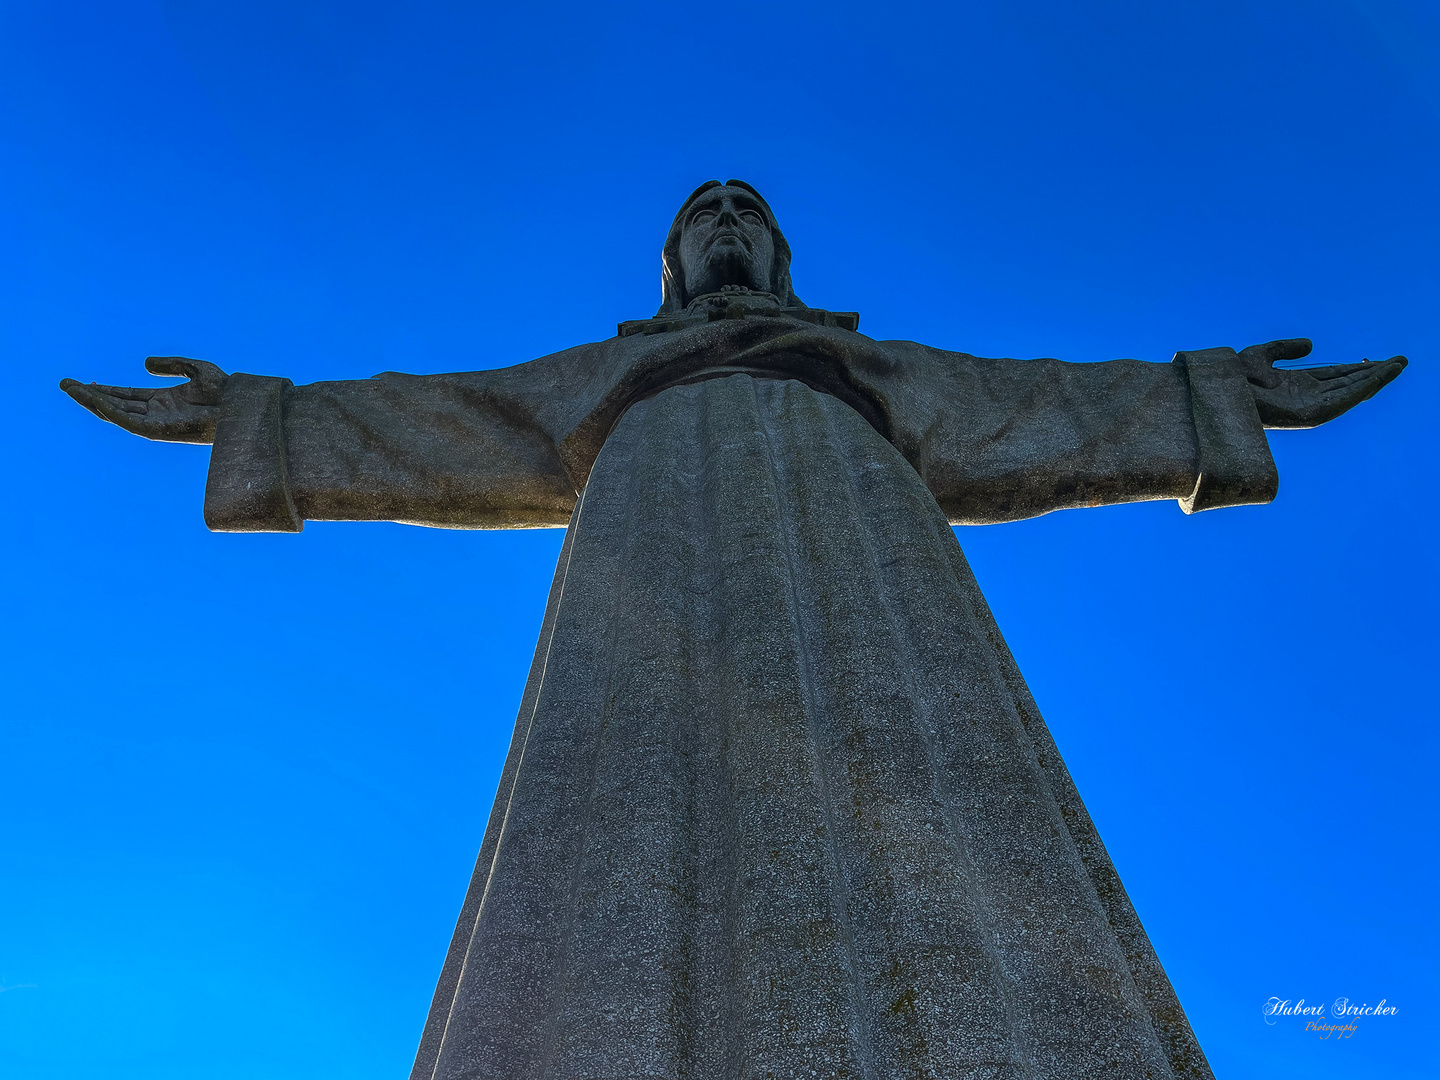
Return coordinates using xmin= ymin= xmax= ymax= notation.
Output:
xmin=880 ymin=342 xmax=1278 ymax=525
xmin=203 ymin=370 xmax=577 ymax=532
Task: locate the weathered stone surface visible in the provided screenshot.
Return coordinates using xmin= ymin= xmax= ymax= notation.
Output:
xmin=417 ymin=374 xmax=1198 ymax=1078
xmin=184 ymin=320 xmax=1294 ymax=534
xmin=58 ymin=179 xmax=1407 ymax=1080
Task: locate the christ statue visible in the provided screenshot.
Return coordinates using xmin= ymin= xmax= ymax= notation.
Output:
xmin=63 ymin=180 xmax=1405 ymax=1080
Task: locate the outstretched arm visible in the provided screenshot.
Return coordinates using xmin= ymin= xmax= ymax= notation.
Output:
xmin=61 ymin=359 xmax=578 ymax=532
xmin=876 ymin=337 xmax=1405 ymax=524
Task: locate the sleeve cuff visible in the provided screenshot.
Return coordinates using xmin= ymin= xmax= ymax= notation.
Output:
xmin=203 ymin=373 xmax=303 ymax=533
xmin=1173 ymin=348 xmax=1279 ymax=514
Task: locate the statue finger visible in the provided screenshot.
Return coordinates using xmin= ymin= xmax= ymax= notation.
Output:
xmin=1315 ymin=360 xmax=1405 ymax=412
xmin=145 ymin=355 xmax=227 ymax=383
xmin=87 ymin=381 xmax=159 ymax=402
xmin=90 ymin=388 xmax=148 ymax=417
xmin=1303 ymin=362 xmax=1372 ymax=380
xmin=1240 ymin=338 xmax=1312 ymax=366
xmin=61 ymin=380 xmax=109 ymax=420
xmin=63 ymin=382 xmax=150 ymax=429
xmin=1327 ymin=357 xmax=1406 ymax=391
xmin=1335 ymin=356 xmax=1403 ymax=379
xmin=61 ymin=377 xmax=154 ymax=403
xmin=145 ymin=356 xmax=196 ymax=378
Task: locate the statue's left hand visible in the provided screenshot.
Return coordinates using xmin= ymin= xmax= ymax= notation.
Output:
xmin=1237 ymin=338 xmax=1407 ymax=429
xmin=60 ymin=357 xmax=229 ymax=444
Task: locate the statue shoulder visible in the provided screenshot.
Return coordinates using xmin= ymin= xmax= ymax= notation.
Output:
xmin=865 ymin=337 xmax=1000 ymax=370
xmin=365 ymin=337 xmax=619 ymax=386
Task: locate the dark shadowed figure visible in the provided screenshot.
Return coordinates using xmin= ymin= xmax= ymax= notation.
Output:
xmin=64 ymin=180 xmax=1405 ymax=1080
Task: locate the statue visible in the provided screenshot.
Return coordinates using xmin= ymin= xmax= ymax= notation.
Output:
xmin=62 ymin=180 xmax=1405 ymax=1080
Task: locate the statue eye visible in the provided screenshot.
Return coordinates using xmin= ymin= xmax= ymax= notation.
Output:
xmin=690 ymin=210 xmax=716 ymax=225
xmin=740 ymin=210 xmax=764 ymax=225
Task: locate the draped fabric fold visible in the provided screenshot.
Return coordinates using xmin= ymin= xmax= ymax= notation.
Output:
xmin=199 ymin=319 xmax=1278 ymax=536
xmin=191 ymin=316 xmax=1248 ymax=1078
xmin=416 ymin=374 xmax=1205 ymax=1080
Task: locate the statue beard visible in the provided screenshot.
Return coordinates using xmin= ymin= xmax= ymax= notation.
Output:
xmin=688 ymin=243 xmax=772 ymax=301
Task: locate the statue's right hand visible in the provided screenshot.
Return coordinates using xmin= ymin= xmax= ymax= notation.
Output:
xmin=60 ymin=356 xmax=229 ymax=444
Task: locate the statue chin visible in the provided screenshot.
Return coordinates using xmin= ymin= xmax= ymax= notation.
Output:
xmin=684 ymin=257 xmax=770 ymax=303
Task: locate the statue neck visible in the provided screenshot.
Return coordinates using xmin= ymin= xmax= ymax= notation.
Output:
xmin=619 ymin=292 xmax=859 ymax=339
xmin=684 ymin=287 xmax=782 ymax=315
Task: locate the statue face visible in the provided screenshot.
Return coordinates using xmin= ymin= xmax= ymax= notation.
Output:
xmin=677 ymin=186 xmax=776 ymax=299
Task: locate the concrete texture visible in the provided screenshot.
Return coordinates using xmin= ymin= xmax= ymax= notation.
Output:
xmin=416 ymin=373 xmax=1207 ymax=1079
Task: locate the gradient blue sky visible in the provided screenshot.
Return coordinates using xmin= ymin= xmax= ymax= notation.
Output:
xmin=2 ymin=2 xmax=1436 ymax=1077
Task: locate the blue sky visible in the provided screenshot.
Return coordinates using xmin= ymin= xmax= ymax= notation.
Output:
xmin=1 ymin=1 xmax=1436 ymax=1077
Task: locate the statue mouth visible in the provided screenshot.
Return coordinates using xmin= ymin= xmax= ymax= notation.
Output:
xmin=707 ymin=230 xmax=749 ymax=252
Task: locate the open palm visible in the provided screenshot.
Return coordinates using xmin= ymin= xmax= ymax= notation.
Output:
xmin=1237 ymin=338 xmax=1407 ymax=429
xmin=60 ymin=357 xmax=228 ymax=444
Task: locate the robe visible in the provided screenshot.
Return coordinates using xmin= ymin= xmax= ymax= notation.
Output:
xmin=203 ymin=314 xmax=1275 ymax=1079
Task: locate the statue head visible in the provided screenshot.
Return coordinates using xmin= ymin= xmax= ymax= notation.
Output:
xmin=659 ymin=180 xmax=802 ymax=314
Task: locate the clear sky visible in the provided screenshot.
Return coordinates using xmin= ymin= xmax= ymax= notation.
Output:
xmin=1 ymin=1 xmax=1436 ymax=1077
